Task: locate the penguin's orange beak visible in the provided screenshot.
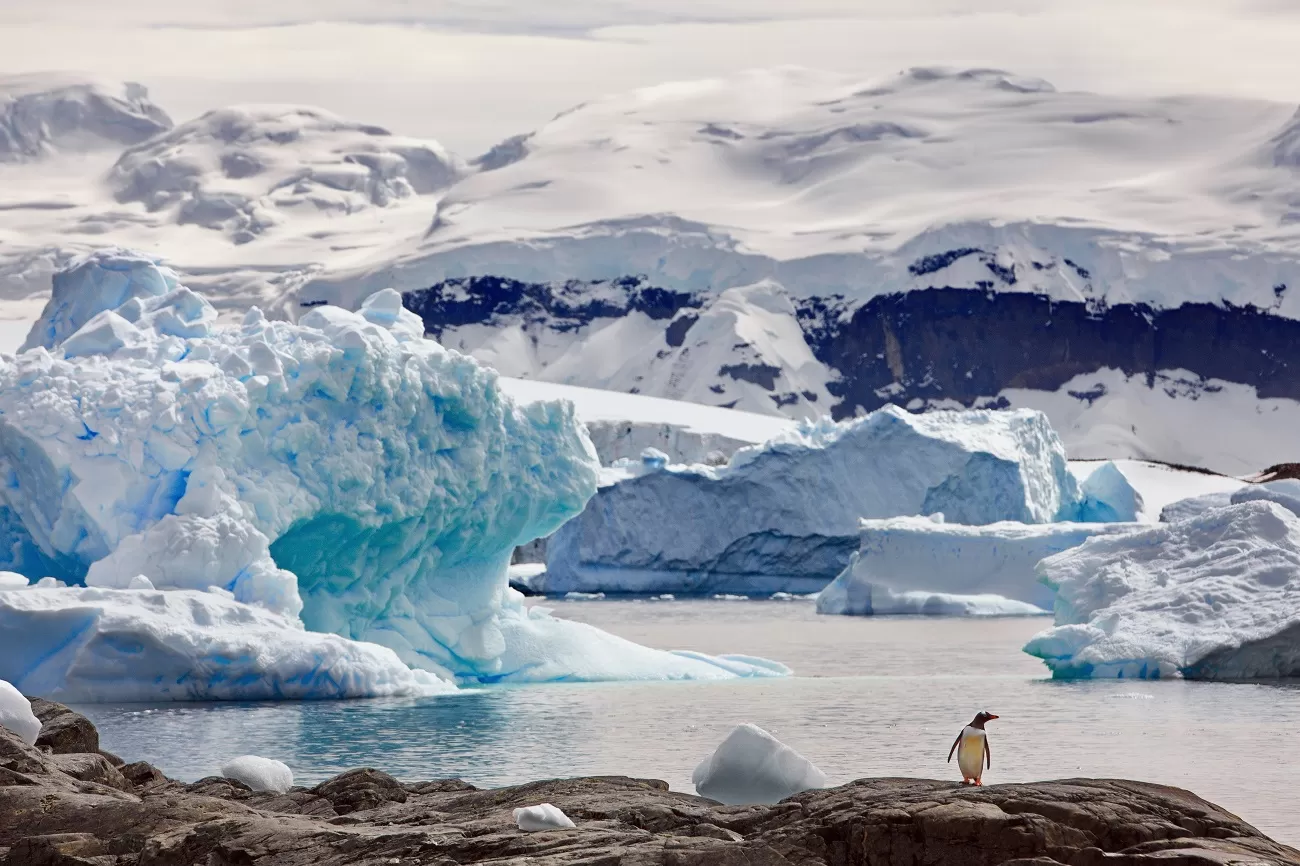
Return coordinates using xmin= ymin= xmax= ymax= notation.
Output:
xmin=988 ymin=714 xmax=999 ymax=720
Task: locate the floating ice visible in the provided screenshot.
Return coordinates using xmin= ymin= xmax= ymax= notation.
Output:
xmin=0 ymin=588 xmax=452 ymax=702
xmin=0 ymin=249 xmax=788 ymax=699
xmin=545 ymin=406 xmax=1083 ymax=595
xmin=1024 ymin=501 xmax=1300 ymax=679
xmin=692 ymin=723 xmax=827 ymax=806
xmin=513 ymin=803 xmax=576 ymax=831
xmin=222 ymin=755 xmax=294 ymax=794
xmin=816 ymin=518 xmax=1141 ymax=616
xmin=0 ymin=572 xmax=28 ymax=590
xmin=1076 ymin=461 xmax=1144 ymax=523
xmin=0 ymin=679 xmax=40 ymax=746
xmin=1160 ymin=491 xmax=1235 ymax=523
xmin=1232 ymin=479 xmax=1300 ymax=517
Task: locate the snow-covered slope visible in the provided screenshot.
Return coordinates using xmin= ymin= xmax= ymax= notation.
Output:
xmin=0 ymin=74 xmax=171 ymax=162
xmin=498 ymin=375 xmax=796 ymax=464
xmin=304 ymin=66 xmax=1300 ymax=311
xmin=108 ymin=106 xmax=464 ymax=244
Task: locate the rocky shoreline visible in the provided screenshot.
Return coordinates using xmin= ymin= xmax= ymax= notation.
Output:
xmin=3 ymin=700 xmax=1298 ymax=865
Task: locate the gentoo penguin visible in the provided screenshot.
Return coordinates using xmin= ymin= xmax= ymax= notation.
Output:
xmin=947 ymin=711 xmax=998 ymax=785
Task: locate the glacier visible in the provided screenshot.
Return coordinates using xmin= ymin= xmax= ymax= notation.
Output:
xmin=0 ymin=249 xmax=786 ymax=701
xmin=543 ymin=407 xmax=1084 ymax=595
xmin=816 ymin=514 xmax=1143 ymax=617
xmin=1023 ymin=501 xmax=1300 ymax=680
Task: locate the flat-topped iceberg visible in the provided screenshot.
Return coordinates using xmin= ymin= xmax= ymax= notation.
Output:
xmin=545 ymin=407 xmax=1084 ymax=595
xmin=0 ymin=249 xmax=786 ymax=700
xmin=1024 ymin=501 xmax=1300 ymax=680
xmin=816 ymin=516 xmax=1142 ymax=617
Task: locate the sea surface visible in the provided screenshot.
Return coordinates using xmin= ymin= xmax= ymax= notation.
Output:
xmin=76 ymin=598 xmax=1300 ymax=846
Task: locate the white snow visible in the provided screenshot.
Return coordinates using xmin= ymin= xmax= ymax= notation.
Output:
xmin=816 ymin=517 xmax=1142 ymax=617
xmin=513 ymin=803 xmax=576 ymax=831
xmin=1232 ymin=479 xmax=1300 ymax=517
xmin=545 ymin=406 xmax=1084 ymax=595
xmin=1006 ymin=370 xmax=1300 ymax=477
xmin=0 ymin=678 xmax=40 ymax=747
xmin=1 ymin=74 xmax=172 ymax=162
xmin=0 ymin=587 xmax=451 ymax=702
xmin=0 ymin=248 xmax=788 ymax=700
xmin=1024 ymin=501 xmax=1300 ymax=680
xmin=498 ymin=374 xmax=795 ymax=464
xmin=0 ymin=572 xmax=29 ymax=590
xmin=221 ymin=755 xmax=294 ymax=794
xmin=304 ymin=66 xmax=1300 ymax=316
xmin=691 ymin=723 xmax=826 ymax=806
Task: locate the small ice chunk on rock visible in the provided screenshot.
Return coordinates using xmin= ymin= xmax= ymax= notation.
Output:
xmin=513 ymin=803 xmax=576 ymax=831
xmin=222 ymin=755 xmax=294 ymax=793
xmin=0 ymin=679 xmax=41 ymax=746
xmin=692 ymin=723 xmax=826 ymax=805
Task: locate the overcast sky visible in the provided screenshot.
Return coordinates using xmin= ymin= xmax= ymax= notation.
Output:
xmin=3 ymin=0 xmax=1300 ymax=154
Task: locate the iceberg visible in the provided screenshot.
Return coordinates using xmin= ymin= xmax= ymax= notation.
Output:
xmin=545 ymin=407 xmax=1084 ymax=595
xmin=222 ymin=755 xmax=294 ymax=794
xmin=0 ymin=249 xmax=786 ymax=700
xmin=816 ymin=516 xmax=1142 ymax=616
xmin=1160 ymin=481 xmax=1300 ymax=524
xmin=0 ymin=587 xmax=451 ymax=702
xmin=1024 ymin=501 xmax=1300 ymax=679
xmin=692 ymin=723 xmax=827 ymax=806
xmin=0 ymin=679 xmax=40 ymax=747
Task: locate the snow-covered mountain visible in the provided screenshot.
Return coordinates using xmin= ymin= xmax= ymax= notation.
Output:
xmin=3 ymin=67 xmax=1300 ymax=473
xmin=0 ymin=74 xmax=171 ymax=162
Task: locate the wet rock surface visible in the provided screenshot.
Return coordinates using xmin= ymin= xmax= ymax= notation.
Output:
xmin=2 ymin=708 xmax=1297 ymax=865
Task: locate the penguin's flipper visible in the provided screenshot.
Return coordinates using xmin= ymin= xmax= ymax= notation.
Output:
xmin=984 ymin=737 xmax=992 ymax=770
xmin=947 ymin=732 xmax=961 ymax=763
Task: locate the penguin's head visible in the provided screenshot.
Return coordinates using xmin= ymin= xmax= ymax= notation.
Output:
xmin=971 ymin=711 xmax=999 ymax=728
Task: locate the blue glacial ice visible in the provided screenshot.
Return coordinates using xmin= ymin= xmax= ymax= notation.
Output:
xmin=0 ymin=249 xmax=786 ymax=701
xmin=816 ymin=513 xmax=1143 ymax=617
xmin=544 ymin=406 xmax=1086 ymax=595
xmin=1023 ymin=500 xmax=1300 ymax=679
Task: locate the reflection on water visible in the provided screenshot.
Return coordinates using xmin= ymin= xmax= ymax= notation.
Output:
xmin=77 ymin=600 xmax=1300 ymax=846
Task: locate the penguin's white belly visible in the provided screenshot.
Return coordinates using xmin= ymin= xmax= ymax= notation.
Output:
xmin=957 ymin=728 xmax=985 ymax=780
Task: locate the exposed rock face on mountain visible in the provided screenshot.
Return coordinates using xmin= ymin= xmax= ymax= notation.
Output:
xmin=402 ymin=275 xmax=1300 ymax=474
xmin=3 ymin=700 xmax=1298 ymax=865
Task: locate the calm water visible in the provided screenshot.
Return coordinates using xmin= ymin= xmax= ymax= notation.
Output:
xmin=77 ymin=599 xmax=1300 ymax=845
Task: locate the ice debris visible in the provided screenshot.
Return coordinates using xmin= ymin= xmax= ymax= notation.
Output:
xmin=1024 ymin=501 xmax=1300 ymax=679
xmin=0 ymin=679 xmax=40 ymax=746
xmin=816 ymin=517 xmax=1141 ymax=616
xmin=513 ymin=803 xmax=576 ymax=831
xmin=222 ymin=755 xmax=294 ymax=793
xmin=546 ymin=406 xmax=1084 ymax=595
xmin=692 ymin=723 xmax=827 ymax=805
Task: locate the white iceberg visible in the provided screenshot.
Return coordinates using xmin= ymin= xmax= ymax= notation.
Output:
xmin=1231 ymin=479 xmax=1300 ymax=517
xmin=0 ymin=587 xmax=451 ymax=702
xmin=222 ymin=755 xmax=294 ymax=793
xmin=816 ymin=517 xmax=1142 ymax=617
xmin=1024 ymin=501 xmax=1300 ymax=679
xmin=513 ymin=803 xmax=576 ymax=831
xmin=545 ymin=407 xmax=1084 ymax=595
xmin=0 ymin=249 xmax=787 ymax=700
xmin=692 ymin=723 xmax=827 ymax=806
xmin=0 ymin=678 xmax=41 ymax=746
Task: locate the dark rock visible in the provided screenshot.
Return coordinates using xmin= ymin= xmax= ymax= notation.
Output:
xmin=311 ymin=767 xmax=408 ymax=814
xmin=2 ymin=714 xmax=1298 ymax=866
